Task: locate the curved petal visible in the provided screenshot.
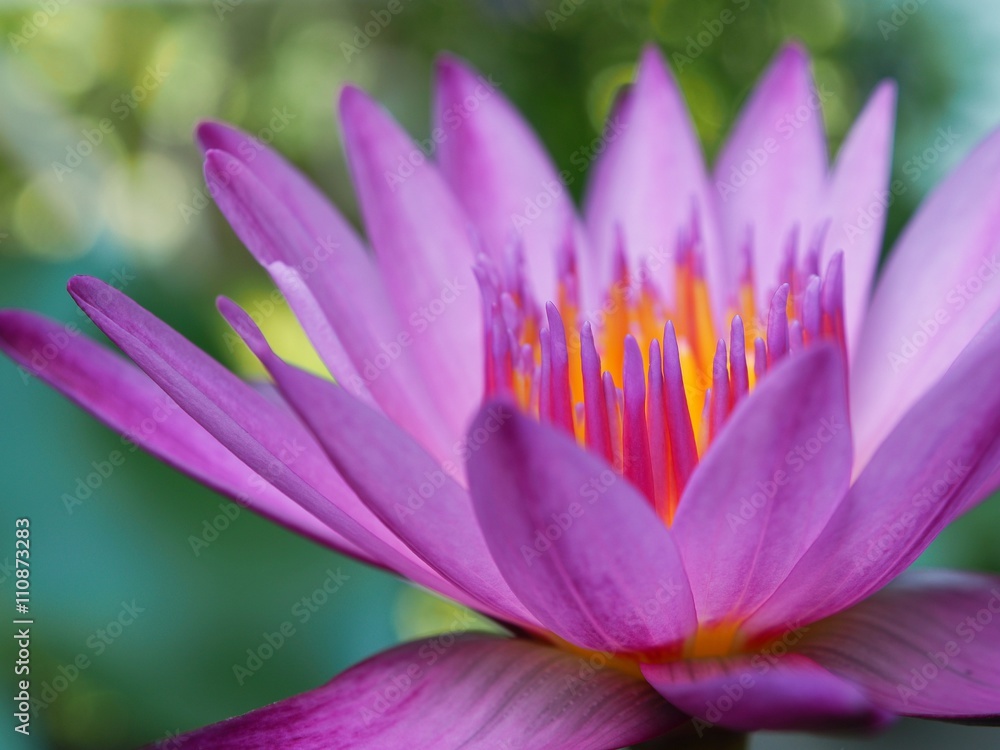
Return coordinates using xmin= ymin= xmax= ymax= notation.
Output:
xmin=339 ymin=86 xmax=482 ymax=438
xmin=713 ymin=43 xmax=827 ymax=309
xmin=746 ymin=311 xmax=1000 ymax=636
xmin=198 ymin=123 xmax=373 ymax=402
xmin=851 ymin=126 xmax=1000 ymax=466
xmin=642 ymin=653 xmax=890 ymax=733
xmin=466 ymin=404 xmax=697 ymax=655
xmin=584 ymin=45 xmax=725 ymax=313
xmin=196 ymin=120 xmax=364 ymax=254
xmin=673 ymin=345 xmax=851 ymax=624
xmin=0 ymin=310 xmax=369 ymax=562
xmin=65 ymin=276 xmax=473 ymax=606
xmin=970 ymin=466 xmax=1000 ymax=510
xmin=220 ymin=299 xmax=537 ymax=627
xmin=821 ymin=81 xmax=897 ymax=350
xmin=201 ymin=146 xmax=453 ymax=461
xmin=149 ymin=633 xmax=684 ymax=750
xmin=434 ymin=55 xmax=585 ymax=303
xmin=799 ymin=569 xmax=1000 ymax=723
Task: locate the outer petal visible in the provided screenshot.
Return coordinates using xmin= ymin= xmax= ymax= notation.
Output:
xmin=851 ymin=126 xmax=1000 ymax=466
xmin=642 ymin=653 xmax=889 ymax=733
xmin=746 ymin=312 xmax=1000 ymax=635
xmin=673 ymin=345 xmax=851 ymax=624
xmin=0 ymin=310 xmax=368 ymax=561
xmin=434 ymin=55 xmax=584 ymax=303
xmin=201 ymin=145 xmax=453 ymax=461
xmin=66 ymin=276 xmax=473 ymax=606
xmin=196 ymin=120 xmax=369 ymax=265
xmin=585 ymin=45 xmax=725 ymax=312
xmin=197 ymin=123 xmax=372 ymax=401
xmin=799 ymin=569 xmax=1000 ymax=722
xmin=339 ymin=86 xmax=482 ymax=438
xmin=713 ymin=43 xmax=827 ymax=310
xmin=466 ymin=404 xmax=697 ymax=655
xmin=821 ymin=82 xmax=897 ymax=350
xmin=220 ymin=299 xmax=537 ymax=626
xmin=971 ymin=465 xmax=1000 ymax=509
xmin=148 ymin=633 xmax=684 ymax=750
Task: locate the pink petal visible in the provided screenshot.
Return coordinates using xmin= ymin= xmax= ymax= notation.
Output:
xmin=851 ymin=125 xmax=1000 ymax=466
xmin=821 ymin=82 xmax=897 ymax=350
xmin=66 ymin=276 xmax=472 ymax=605
xmin=0 ymin=310 xmax=368 ymax=562
xmin=673 ymin=345 xmax=851 ymax=624
xmin=196 ymin=120 xmax=364 ymax=254
xmin=220 ymin=299 xmax=537 ymax=627
xmin=466 ymin=404 xmax=697 ymax=654
xmin=713 ymin=43 xmax=827 ymax=309
xmin=800 ymin=569 xmax=1000 ymax=722
xmin=201 ymin=146 xmax=452 ymax=461
xmin=149 ymin=634 xmax=684 ymax=749
xmin=197 ymin=123 xmax=373 ymax=402
xmin=746 ymin=312 xmax=1000 ymax=635
xmin=585 ymin=45 xmax=725 ymax=311
xmin=339 ymin=86 xmax=482 ymax=438
xmin=642 ymin=653 xmax=889 ymax=732
xmin=434 ymin=55 xmax=585 ymax=303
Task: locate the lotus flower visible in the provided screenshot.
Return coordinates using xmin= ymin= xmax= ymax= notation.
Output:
xmin=4 ymin=42 xmax=1000 ymax=749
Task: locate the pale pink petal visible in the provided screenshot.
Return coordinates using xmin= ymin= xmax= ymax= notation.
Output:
xmin=339 ymin=86 xmax=482 ymax=438
xmin=201 ymin=146 xmax=453 ymax=461
xmin=466 ymin=404 xmax=697 ymax=654
xmin=434 ymin=55 xmax=586 ymax=303
xmin=746 ymin=312 xmax=1000 ymax=635
xmin=673 ymin=345 xmax=851 ymax=624
xmin=851 ymin=126 xmax=1000 ymax=466
xmin=713 ymin=43 xmax=827 ymax=309
xmin=821 ymin=82 xmax=897 ymax=350
xmin=196 ymin=120 xmax=363 ymax=252
xmin=197 ymin=122 xmax=375 ymax=401
xmin=585 ymin=45 xmax=725 ymax=312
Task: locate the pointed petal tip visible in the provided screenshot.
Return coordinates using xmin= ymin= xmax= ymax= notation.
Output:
xmin=637 ymin=43 xmax=668 ymax=76
xmin=337 ymin=85 xmax=402 ymax=157
xmin=848 ymin=80 xmax=897 ymax=137
xmin=632 ymin=43 xmax=682 ymax=102
xmin=194 ymin=119 xmax=238 ymax=155
xmin=202 ymin=146 xmax=240 ymax=180
xmin=66 ymin=274 xmax=102 ymax=303
xmin=776 ymin=39 xmax=811 ymax=66
xmin=756 ymin=41 xmax=815 ymax=95
xmin=338 ymin=83 xmax=375 ymax=121
xmin=434 ymin=51 xmax=476 ymax=87
xmin=216 ymin=297 xmax=270 ymax=359
xmin=872 ymin=78 xmax=898 ymax=105
xmin=434 ymin=53 xmax=502 ymax=111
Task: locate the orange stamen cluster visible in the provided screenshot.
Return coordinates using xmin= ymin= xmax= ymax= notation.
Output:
xmin=478 ymin=222 xmax=845 ymax=525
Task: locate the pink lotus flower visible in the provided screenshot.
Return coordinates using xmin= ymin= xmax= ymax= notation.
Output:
xmin=3 ymin=42 xmax=1000 ymax=748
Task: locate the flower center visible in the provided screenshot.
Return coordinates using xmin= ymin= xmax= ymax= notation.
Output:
xmin=477 ymin=222 xmax=845 ymax=525
xmin=687 ymin=620 xmax=746 ymax=659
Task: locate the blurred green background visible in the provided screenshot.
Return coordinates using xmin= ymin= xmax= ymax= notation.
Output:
xmin=1 ymin=0 xmax=1000 ymax=747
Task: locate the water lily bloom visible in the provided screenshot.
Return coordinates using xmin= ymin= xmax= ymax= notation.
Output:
xmin=5 ymin=40 xmax=1000 ymax=749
